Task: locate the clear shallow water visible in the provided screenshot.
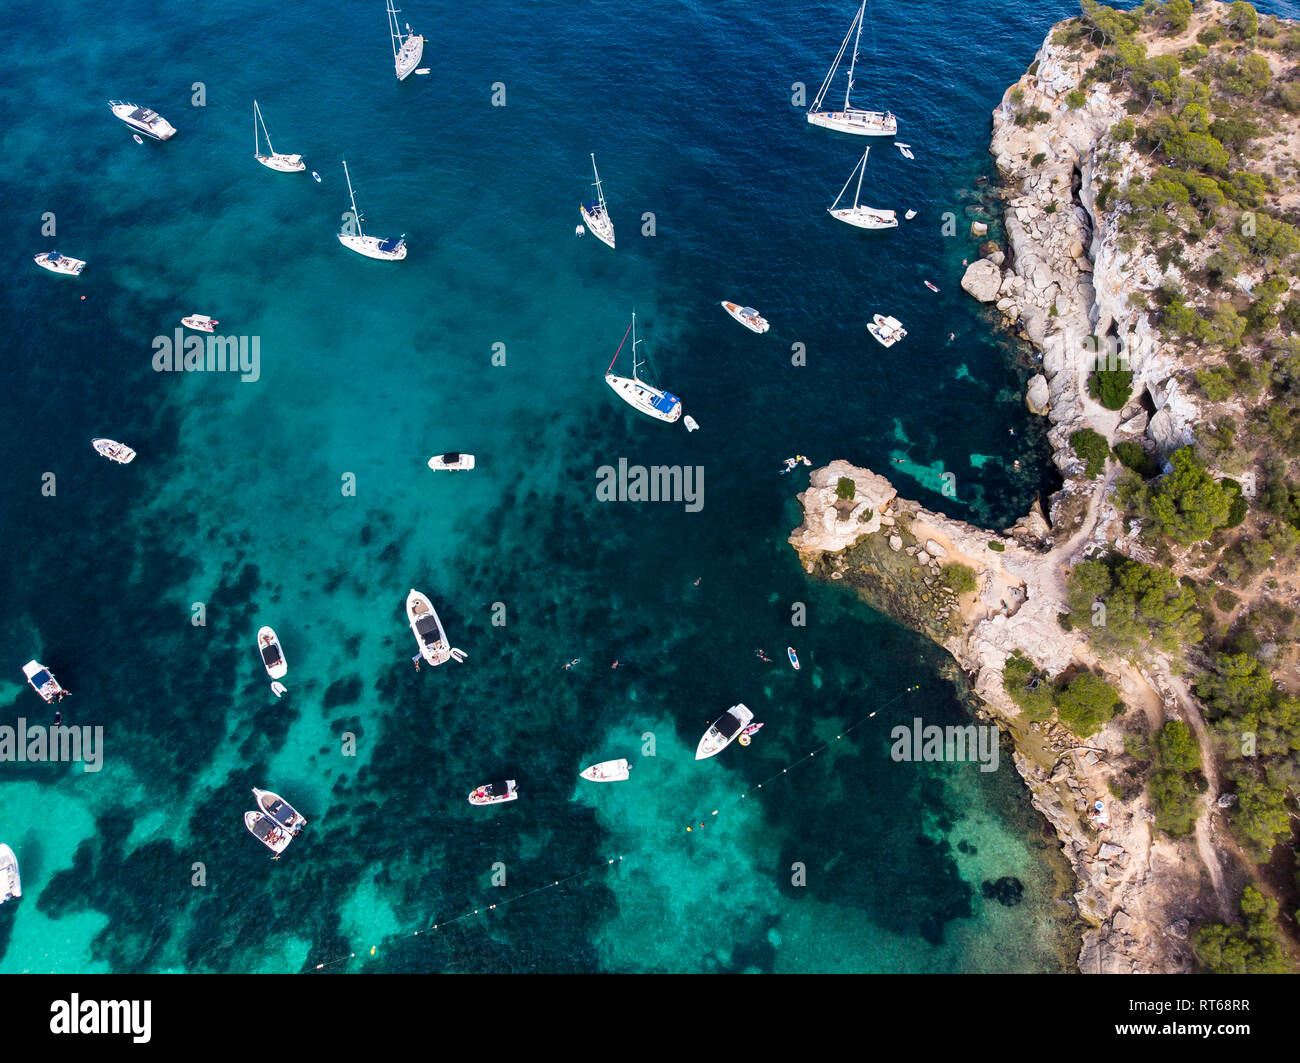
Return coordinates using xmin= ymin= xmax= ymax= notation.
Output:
xmin=20 ymin=0 xmax=1292 ymax=972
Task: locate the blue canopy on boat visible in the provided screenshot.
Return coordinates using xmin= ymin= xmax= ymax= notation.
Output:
xmin=30 ymin=669 xmax=51 ymax=686
xmin=378 ymin=236 xmax=404 ymax=253
xmin=651 ymin=391 xmax=680 ymax=413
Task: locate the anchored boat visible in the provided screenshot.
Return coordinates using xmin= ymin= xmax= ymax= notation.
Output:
xmin=92 ymin=438 xmax=136 ymax=464
xmin=427 ymin=452 xmax=475 ymax=471
xmin=0 ymin=845 xmax=19 ymax=904
xmin=257 ymin=626 xmax=287 ymax=680
xmin=34 ymin=251 xmax=85 ymax=276
xmin=868 ymin=313 xmax=907 ymax=347
xmin=806 ymin=1 xmax=897 ymax=137
xmin=468 ymin=779 xmax=518 ymax=806
xmin=253 ymin=788 xmax=306 ymax=835
xmin=253 ymin=100 xmax=305 ymax=172
xmin=721 ymin=301 xmax=770 ymax=334
xmin=23 ymin=660 xmax=68 ymax=703
xmin=580 ymin=154 xmax=615 ymax=249
xmin=579 ymin=759 xmax=631 ymax=782
xmin=181 ymin=314 xmax=218 ymax=332
xmin=388 ymin=0 xmax=425 ymax=81
xmin=338 ymin=160 xmax=407 ymax=260
xmin=695 ymin=703 xmax=755 ymax=760
xmin=407 ymin=589 xmax=454 ymax=665
xmin=109 ymin=100 xmax=176 ymax=140
xmin=828 ymin=148 xmax=897 ymax=230
xmin=605 ymin=312 xmax=681 ymax=423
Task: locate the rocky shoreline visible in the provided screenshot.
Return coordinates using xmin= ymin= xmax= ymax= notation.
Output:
xmin=790 ymin=462 xmax=1212 ymax=972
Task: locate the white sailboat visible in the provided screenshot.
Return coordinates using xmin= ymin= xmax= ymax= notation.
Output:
xmin=253 ymin=100 xmax=305 ymax=172
xmin=580 ymin=154 xmax=615 ymax=249
xmin=806 ymin=1 xmax=897 ymax=137
xmin=605 ymin=312 xmax=682 ymax=423
xmin=338 ymin=160 xmax=407 ymax=260
xmin=828 ymin=148 xmax=897 ymax=230
xmin=388 ymin=0 xmax=424 ymax=81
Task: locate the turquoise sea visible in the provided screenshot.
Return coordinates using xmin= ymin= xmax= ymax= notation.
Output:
xmin=6 ymin=0 xmax=1289 ymax=974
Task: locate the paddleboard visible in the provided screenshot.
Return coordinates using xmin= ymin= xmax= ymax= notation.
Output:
xmin=925 ymin=281 xmax=939 ymax=292
xmin=787 ymin=647 xmax=800 ymax=671
xmin=311 ymin=171 xmax=321 ymax=183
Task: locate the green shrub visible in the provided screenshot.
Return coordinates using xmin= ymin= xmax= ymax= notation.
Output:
xmin=987 ymin=540 xmax=1006 ymax=552
xmin=941 ymin=564 xmax=977 ymax=594
xmin=1055 ymin=671 xmax=1124 ymax=737
xmin=1070 ymin=428 xmax=1110 ymax=478
xmin=1004 ymin=651 xmax=1054 ymax=720
xmin=1089 ymin=368 xmax=1134 ymax=410
xmin=1031 ymin=151 xmax=1047 ymax=167
xmin=1193 ymin=886 xmax=1290 ymax=973
xmin=1066 ymin=88 xmax=1088 ymax=108
xmin=1112 ymin=440 xmax=1157 ymax=478
xmin=836 ymin=477 xmax=855 ymax=500
xmin=1222 ymin=479 xmax=1249 ymax=527
xmin=1112 ymin=117 xmax=1135 ymax=141
xmin=1147 ymin=447 xmax=1235 ymax=544
xmin=1214 ymin=588 xmax=1239 ymax=612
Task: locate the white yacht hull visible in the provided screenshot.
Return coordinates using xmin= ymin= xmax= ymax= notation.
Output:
xmin=807 ymin=109 xmax=897 ymax=136
xmin=695 ymin=703 xmax=755 ymax=760
xmin=580 ymin=759 xmax=631 ymax=782
xmin=253 ymin=787 xmax=306 ymax=834
xmin=181 ymin=315 xmax=218 ymax=332
xmin=395 ymin=34 xmax=424 ymax=80
xmin=256 ymin=153 xmax=306 ymax=173
xmin=407 ymin=589 xmax=452 ymax=665
xmin=22 ymin=659 xmax=67 ymax=703
xmin=427 ymin=453 xmax=476 ymax=471
xmin=92 ymin=438 xmax=137 ymax=464
xmin=34 ymin=252 xmax=85 ymax=275
xmin=868 ymin=315 xmax=907 ymax=347
xmin=468 ymin=780 xmax=518 ymax=805
xmin=580 ymin=206 xmax=615 ymax=249
xmin=0 ymin=844 xmax=20 ymax=903
xmin=339 ymin=233 xmax=407 ymax=260
xmin=244 ymin=811 xmax=294 ymax=854
xmin=721 ymin=301 xmax=770 ymax=334
xmin=257 ymin=626 xmax=288 ymax=680
xmin=109 ymin=101 xmax=176 ymax=140
xmin=605 ymin=373 xmax=681 ymax=423
xmin=829 ymin=207 xmax=898 ymax=230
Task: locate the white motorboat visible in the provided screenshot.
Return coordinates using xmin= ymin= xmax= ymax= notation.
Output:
xmin=828 ymin=148 xmax=897 ymax=229
xmin=868 ymin=313 xmax=907 ymax=347
xmin=22 ymin=660 xmax=68 ymax=703
xmin=181 ymin=314 xmax=218 ymax=332
xmin=388 ymin=0 xmax=425 ymax=81
xmin=34 ymin=251 xmax=85 ymax=276
xmin=92 ymin=438 xmax=136 ymax=464
xmin=806 ymin=2 xmax=897 ymax=137
xmin=468 ymin=779 xmax=518 ymax=806
xmin=605 ymin=312 xmax=681 ymax=423
xmin=252 ymin=787 xmax=306 ymax=835
xmin=695 ymin=703 xmax=755 ymax=760
xmin=580 ymin=759 xmax=631 ymax=782
xmin=580 ymin=154 xmax=615 ymax=249
xmin=905 ymin=209 xmax=918 ymax=220
xmin=253 ymin=100 xmax=305 ymax=172
xmin=721 ymin=301 xmax=770 ymax=334
xmin=244 ymin=811 xmax=295 ymax=854
xmin=109 ymin=100 xmax=176 ymax=140
xmin=0 ymin=845 xmax=19 ymax=905
xmin=427 ymin=452 xmax=475 ymax=471
xmin=257 ymin=626 xmax=287 ymax=680
xmin=407 ymin=589 xmax=452 ymax=665
xmin=338 ymin=160 xmax=407 ymax=260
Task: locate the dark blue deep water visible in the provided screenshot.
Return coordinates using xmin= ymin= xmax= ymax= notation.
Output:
xmin=7 ymin=0 xmax=1290 ymax=973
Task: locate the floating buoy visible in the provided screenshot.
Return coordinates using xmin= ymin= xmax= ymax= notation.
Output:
xmin=738 ymin=733 xmax=751 ymax=747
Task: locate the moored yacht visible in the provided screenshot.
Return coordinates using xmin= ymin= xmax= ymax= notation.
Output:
xmin=579 ymin=759 xmax=631 ymax=782
xmin=580 ymin=154 xmax=615 ymax=249
xmin=721 ymin=301 xmax=770 ymax=334
xmin=427 ymin=452 xmax=475 ymax=471
xmin=92 ymin=438 xmax=136 ymax=464
xmin=407 ymin=589 xmax=452 ymax=665
xmin=244 ymin=811 xmax=295 ymax=854
xmin=388 ymin=0 xmax=425 ymax=81
xmin=109 ymin=100 xmax=176 ymax=140
xmin=695 ymin=703 xmax=754 ymax=760
xmin=828 ymin=148 xmax=897 ymax=230
xmin=338 ymin=160 xmax=407 ymax=260
xmin=252 ymin=787 xmax=306 ymax=835
xmin=257 ymin=627 xmax=287 ymax=680
xmin=468 ymin=779 xmax=518 ymax=806
xmin=868 ymin=313 xmax=907 ymax=347
xmin=181 ymin=314 xmax=219 ymax=332
xmin=33 ymin=251 xmax=85 ymax=276
xmin=605 ymin=312 xmax=681 ymax=423
xmin=0 ymin=844 xmax=19 ymax=904
xmin=253 ymin=100 xmax=305 ymax=172
xmin=806 ymin=1 xmax=897 ymax=136
xmin=22 ymin=660 xmax=68 ymax=703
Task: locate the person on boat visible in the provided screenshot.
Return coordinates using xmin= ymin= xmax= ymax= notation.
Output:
xmin=693 ymin=577 xmax=701 ymax=586
xmin=412 ymin=655 xmax=421 ymax=672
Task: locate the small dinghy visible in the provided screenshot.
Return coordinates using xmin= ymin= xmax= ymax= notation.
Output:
xmin=695 ymin=703 xmax=754 ymax=761
xmin=580 ymin=759 xmax=631 ymax=782
xmin=787 ymin=646 xmax=801 ymax=670
xmin=182 ymin=314 xmax=218 ymax=332
xmin=868 ymin=313 xmax=907 ymax=347
xmin=924 ymin=280 xmax=939 ymax=292
xmin=721 ymin=301 xmax=770 ymax=334
xmin=92 ymin=438 xmax=136 ymax=464
xmin=684 ymin=415 xmax=699 ymax=432
xmin=270 ymin=681 xmax=288 ymax=698
xmin=895 ymin=142 xmax=915 ymax=159
xmin=575 ymin=224 xmax=585 ymax=237
xmin=415 ymin=67 xmax=431 ymax=75
xmin=252 ymin=787 xmax=306 ymax=835
xmin=905 ymin=209 xmax=917 ymax=220
xmin=23 ymin=660 xmax=68 ymax=703
xmin=133 ymin=134 xmax=143 ymax=144
xmin=427 ymin=452 xmax=475 ymax=471
xmin=34 ymin=251 xmax=85 ymax=276
xmin=257 ymin=626 xmax=287 ymax=680
xmin=468 ymin=779 xmax=518 ymax=806
xmin=0 ymin=844 xmax=20 ymax=904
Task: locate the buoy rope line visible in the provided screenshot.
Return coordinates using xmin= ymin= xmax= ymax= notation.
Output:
xmin=307 ymin=684 xmax=920 ymax=972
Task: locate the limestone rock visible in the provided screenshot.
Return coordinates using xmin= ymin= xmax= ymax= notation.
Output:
xmin=961 ymin=259 xmax=1002 ymax=303
xmin=1026 ymin=373 xmax=1051 ymax=415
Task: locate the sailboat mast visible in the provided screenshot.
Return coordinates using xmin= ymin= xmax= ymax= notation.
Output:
xmin=342 ymin=160 xmax=362 ymax=236
xmin=855 ymin=148 xmax=868 ymax=208
xmin=846 ymin=1 xmax=865 ymax=111
xmin=591 ymin=154 xmax=605 ymax=212
xmin=253 ymin=100 xmax=259 ymax=156
xmin=631 ymin=312 xmax=641 ymax=381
